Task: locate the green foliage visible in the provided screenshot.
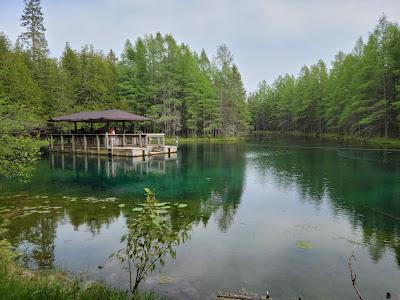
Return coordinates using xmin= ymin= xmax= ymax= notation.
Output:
xmin=0 ymin=135 xmax=42 ymax=180
xmin=0 ymin=238 xmax=159 ymax=300
xmin=1 ymin=2 xmax=250 ymax=142
xmin=118 ymin=35 xmax=248 ymax=136
xmin=249 ymin=16 xmax=400 ymax=138
xmin=112 ymin=188 xmax=191 ymax=294
xmin=0 ymin=239 xmax=18 ymax=264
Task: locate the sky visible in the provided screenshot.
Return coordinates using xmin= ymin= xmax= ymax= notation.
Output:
xmin=1 ymin=0 xmax=400 ymax=92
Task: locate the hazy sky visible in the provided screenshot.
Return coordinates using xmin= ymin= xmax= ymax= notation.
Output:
xmin=1 ymin=0 xmax=400 ymax=91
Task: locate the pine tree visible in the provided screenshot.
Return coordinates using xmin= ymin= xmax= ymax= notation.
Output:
xmin=18 ymin=0 xmax=48 ymax=61
xmin=212 ymin=45 xmax=249 ymax=136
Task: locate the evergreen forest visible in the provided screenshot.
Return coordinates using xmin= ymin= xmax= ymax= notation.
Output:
xmin=1 ymin=1 xmax=400 ymax=140
xmin=249 ymin=16 xmax=400 ymax=138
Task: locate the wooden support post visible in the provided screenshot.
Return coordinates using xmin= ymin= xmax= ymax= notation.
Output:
xmin=139 ymin=134 xmax=143 ymax=147
xmin=97 ymin=155 xmax=101 ymax=175
xmin=111 ymin=135 xmax=114 ymax=155
xmin=96 ymin=135 xmax=100 ymax=154
xmin=50 ymin=135 xmax=54 ymax=151
xmin=90 ymin=123 xmax=93 ymax=133
xmin=72 ymin=135 xmax=75 ymax=152
xmin=84 ymin=135 xmax=87 ymax=152
xmin=60 ymin=135 xmax=64 ymax=151
xmin=123 ymin=133 xmax=126 ymax=147
xmin=105 ymin=133 xmax=109 ymax=148
xmin=74 ymin=122 xmax=77 ymax=134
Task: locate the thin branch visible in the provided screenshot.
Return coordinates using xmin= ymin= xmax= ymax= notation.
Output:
xmin=348 ymin=245 xmax=364 ymax=300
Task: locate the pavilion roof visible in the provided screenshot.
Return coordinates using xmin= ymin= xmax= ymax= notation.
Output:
xmin=48 ymin=109 xmax=150 ymax=123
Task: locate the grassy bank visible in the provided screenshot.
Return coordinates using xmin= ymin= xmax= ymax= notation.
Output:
xmin=165 ymin=136 xmax=245 ymax=144
xmin=253 ymin=131 xmax=400 ymax=147
xmin=0 ymin=240 xmax=157 ymax=300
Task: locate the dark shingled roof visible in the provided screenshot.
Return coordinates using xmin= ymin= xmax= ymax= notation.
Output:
xmin=48 ymin=109 xmax=150 ymax=122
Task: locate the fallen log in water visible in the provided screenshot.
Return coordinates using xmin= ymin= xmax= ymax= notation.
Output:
xmin=216 ymin=290 xmax=272 ymax=300
xmin=217 ymin=292 xmax=255 ymax=299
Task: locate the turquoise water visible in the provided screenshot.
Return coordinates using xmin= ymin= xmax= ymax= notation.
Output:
xmin=0 ymin=138 xmax=399 ymax=299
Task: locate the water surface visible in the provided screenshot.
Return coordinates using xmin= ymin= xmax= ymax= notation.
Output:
xmin=0 ymin=138 xmax=399 ymax=299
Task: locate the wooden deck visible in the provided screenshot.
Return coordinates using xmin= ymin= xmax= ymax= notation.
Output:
xmin=48 ymin=133 xmax=177 ymax=157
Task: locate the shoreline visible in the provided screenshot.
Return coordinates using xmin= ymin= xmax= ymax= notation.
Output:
xmin=165 ymin=136 xmax=245 ymax=144
xmin=252 ymin=131 xmax=400 ymax=148
xmin=0 ymin=239 xmax=157 ymax=300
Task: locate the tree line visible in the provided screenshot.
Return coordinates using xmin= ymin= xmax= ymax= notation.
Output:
xmin=249 ymin=16 xmax=400 ymax=138
xmin=0 ymin=0 xmax=249 ymax=138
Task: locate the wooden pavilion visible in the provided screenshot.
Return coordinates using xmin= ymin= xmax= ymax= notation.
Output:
xmin=47 ymin=109 xmax=177 ymax=157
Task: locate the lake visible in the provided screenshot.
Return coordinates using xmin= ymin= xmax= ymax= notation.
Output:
xmin=0 ymin=137 xmax=400 ymax=299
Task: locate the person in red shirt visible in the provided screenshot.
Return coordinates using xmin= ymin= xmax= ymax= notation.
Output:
xmin=108 ymin=127 xmax=116 ymax=135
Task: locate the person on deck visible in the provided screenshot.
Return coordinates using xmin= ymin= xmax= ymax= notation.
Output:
xmin=108 ymin=127 xmax=116 ymax=135
xmin=108 ymin=127 xmax=116 ymax=147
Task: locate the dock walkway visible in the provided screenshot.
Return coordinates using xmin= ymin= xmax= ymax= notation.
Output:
xmin=49 ymin=133 xmax=177 ymax=157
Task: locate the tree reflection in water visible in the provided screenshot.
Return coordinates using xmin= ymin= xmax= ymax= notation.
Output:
xmin=248 ymin=145 xmax=400 ymax=266
xmin=0 ymin=143 xmax=246 ymax=269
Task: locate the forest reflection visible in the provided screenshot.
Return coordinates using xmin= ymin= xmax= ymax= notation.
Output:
xmin=248 ymin=145 xmax=400 ymax=266
xmin=0 ymin=144 xmax=246 ymax=269
xmin=1 ymin=142 xmax=399 ymax=271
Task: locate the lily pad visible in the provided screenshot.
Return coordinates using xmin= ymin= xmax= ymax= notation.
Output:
xmin=296 ymin=240 xmax=312 ymax=250
xmin=132 ymin=207 xmax=143 ymax=212
xmin=156 ymin=209 xmax=168 ymax=214
xmin=159 ymin=276 xmax=174 ymax=284
xmin=105 ymin=197 xmax=117 ymax=201
xmin=177 ymin=204 xmax=188 ymax=208
xmin=118 ymin=204 xmax=126 ymax=208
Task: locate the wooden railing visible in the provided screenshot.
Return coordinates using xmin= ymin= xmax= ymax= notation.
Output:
xmin=48 ymin=133 xmax=165 ymax=153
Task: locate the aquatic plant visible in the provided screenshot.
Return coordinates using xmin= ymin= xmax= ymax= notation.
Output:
xmin=296 ymin=240 xmax=312 ymax=250
xmin=111 ymin=188 xmax=191 ymax=294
